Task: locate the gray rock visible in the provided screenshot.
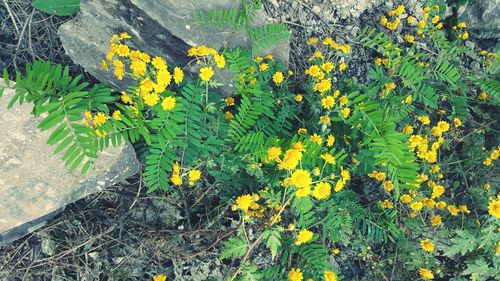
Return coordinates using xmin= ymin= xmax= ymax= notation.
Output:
xmin=459 ymin=0 xmax=500 ymax=40
xmin=0 ymin=80 xmax=139 ymax=246
xmin=58 ymin=0 xmax=289 ymax=93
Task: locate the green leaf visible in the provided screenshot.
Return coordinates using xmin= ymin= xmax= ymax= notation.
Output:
xmin=263 ymin=229 xmax=281 ymax=260
xmin=2 ymin=68 xmax=9 ymax=86
xmin=443 ymin=230 xmax=477 ymax=257
xmin=32 ymin=0 xmax=80 ymax=16
xmin=221 ymin=236 xmax=247 ymax=260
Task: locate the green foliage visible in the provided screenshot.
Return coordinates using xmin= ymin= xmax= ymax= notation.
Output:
xmin=194 ymin=1 xmax=289 ymax=54
xmin=221 ymin=236 xmax=247 ymax=260
xmin=2 ymin=61 xmax=113 ymax=173
xmin=32 ymin=0 xmax=80 ymax=16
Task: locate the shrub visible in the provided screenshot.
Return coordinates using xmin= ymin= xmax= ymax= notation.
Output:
xmin=1 ymin=2 xmax=499 ymax=281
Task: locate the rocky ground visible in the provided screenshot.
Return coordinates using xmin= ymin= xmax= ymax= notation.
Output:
xmin=0 ymin=0 xmax=498 ymax=280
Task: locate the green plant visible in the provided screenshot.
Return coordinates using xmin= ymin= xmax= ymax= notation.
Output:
xmin=194 ymin=0 xmax=290 ymax=54
xmin=1 ymin=1 xmax=499 ymax=281
xmin=32 ymin=0 xmax=80 ymax=16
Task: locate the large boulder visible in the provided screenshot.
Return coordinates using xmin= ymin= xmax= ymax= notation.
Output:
xmin=458 ymin=0 xmax=500 ymax=40
xmin=58 ymin=0 xmax=289 ymax=92
xmin=0 ymin=80 xmax=139 ymax=246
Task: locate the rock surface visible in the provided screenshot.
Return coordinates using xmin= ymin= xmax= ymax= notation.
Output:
xmin=0 ymin=80 xmax=139 ymax=246
xmin=58 ymin=0 xmax=289 ymax=91
xmin=459 ymin=0 xmax=500 ymax=40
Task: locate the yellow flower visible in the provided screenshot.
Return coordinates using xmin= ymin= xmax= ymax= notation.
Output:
xmin=321 ymin=153 xmax=335 ymax=164
xmin=225 ymin=111 xmax=234 ymax=120
xmin=419 ymin=268 xmax=434 ymax=280
xmin=113 ymin=60 xmax=125 ymax=80
xmin=407 ymin=16 xmax=416 ymax=24
xmin=267 ymin=146 xmax=282 ymax=162
xmin=383 ymin=181 xmax=394 ymax=192
xmin=404 ymin=34 xmax=415 ymax=43
xmin=483 ymin=158 xmax=493 ymax=166
xmin=130 ymin=59 xmax=147 ymax=78
xmin=161 ymin=96 xmax=176 ymax=111
xmin=118 ymin=32 xmax=131 ymax=40
xmin=410 ymin=201 xmax=423 ymax=212
xmin=453 ymin=117 xmax=462 ymax=127
xmin=432 ymin=16 xmax=440 ymax=24
xmin=290 ymin=169 xmax=312 ymax=189
xmin=153 ymin=274 xmax=167 ymax=281
xmin=156 ymin=70 xmax=172 ymax=88
xmin=418 ymin=20 xmax=426 ymax=28
xmin=199 ymin=66 xmax=214 ymax=82
xmin=339 ymin=62 xmax=347 ymax=72
xmin=311 ymin=133 xmax=322 ymax=145
xmin=305 ymin=64 xmax=323 ymax=78
xmin=380 ymin=16 xmax=388 ymax=26
xmin=314 ymin=79 xmax=332 ymax=93
xmin=437 ymin=121 xmax=450 ymax=133
xmin=295 ymin=229 xmax=313 ymax=245
xmin=235 ymin=194 xmax=253 ymax=211
xmin=171 ymin=173 xmax=182 ymax=186
xmin=320 ymin=116 xmax=331 ymax=124
xmin=259 ymin=63 xmax=268 ymax=71
xmin=188 ymin=169 xmax=201 ymax=186
xmin=112 ymin=110 xmax=122 ymax=121
xmin=379 ymin=199 xmax=394 ymax=209
xmin=402 ymin=125 xmax=414 ymax=134
xmin=459 ymin=205 xmax=470 ymax=214
xmin=307 ymin=37 xmax=319 ymax=45
xmin=93 ymin=112 xmax=107 ymax=126
xmin=461 ymin=32 xmax=469 ymax=40
xmin=334 ymin=179 xmax=344 ymax=192
xmin=341 ymin=107 xmax=351 ymax=118
xmin=479 ymin=92 xmax=489 ymax=100
xmin=279 ymin=149 xmax=302 ymax=170
xmin=223 ymin=97 xmax=235 ymax=107
xmin=273 ymin=72 xmax=284 ymax=84
xmin=152 ymin=56 xmax=167 ymax=70
xmin=436 ymin=201 xmax=447 ymax=210
xmin=116 ymin=44 xmax=130 ymax=57
xmin=488 ymin=198 xmax=500 ymax=218
xmin=173 ymin=67 xmax=184 ymax=84
xmin=431 ymin=215 xmax=442 ymax=226
xmin=339 ymin=95 xmax=348 ymax=106
xmin=213 ymin=53 xmax=226 ymax=69
xmin=143 ymin=93 xmax=160 ymax=106
xmin=288 ymin=268 xmax=303 ymax=281
xmin=331 ymin=248 xmax=340 ymax=254
xmin=385 ymin=82 xmax=396 ymax=91
xmin=321 ymin=96 xmax=335 ymax=109
xmin=457 ymin=21 xmax=467 ymax=28
xmin=432 ymin=185 xmax=445 ymax=199
xmin=101 ymin=59 xmax=109 ymax=70
xmin=420 ymin=239 xmax=435 ymax=252
xmin=324 ymin=270 xmax=337 ymax=281
xmin=295 ymin=94 xmax=303 ymax=102
xmin=327 ymin=135 xmax=335 ymax=147
xmin=321 ymin=62 xmax=334 ymax=73
xmin=418 ymin=115 xmax=431 ymax=125
xmin=400 ymin=194 xmax=412 ymax=204
xmin=313 ymin=182 xmax=331 ymax=200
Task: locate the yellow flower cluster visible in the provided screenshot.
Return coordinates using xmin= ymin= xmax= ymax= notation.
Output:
xmin=295 ymin=229 xmax=313 ymax=245
xmin=187 ymin=45 xmax=226 ymax=82
xmin=170 ymin=162 xmax=201 ymax=187
xmin=483 ymin=146 xmax=500 ymax=166
xmin=488 ymin=196 xmax=500 ymax=218
xmin=81 ymin=111 xmax=111 ymax=137
xmin=103 ymin=33 xmax=184 ymax=114
xmin=232 ymin=193 xmax=264 ymax=219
